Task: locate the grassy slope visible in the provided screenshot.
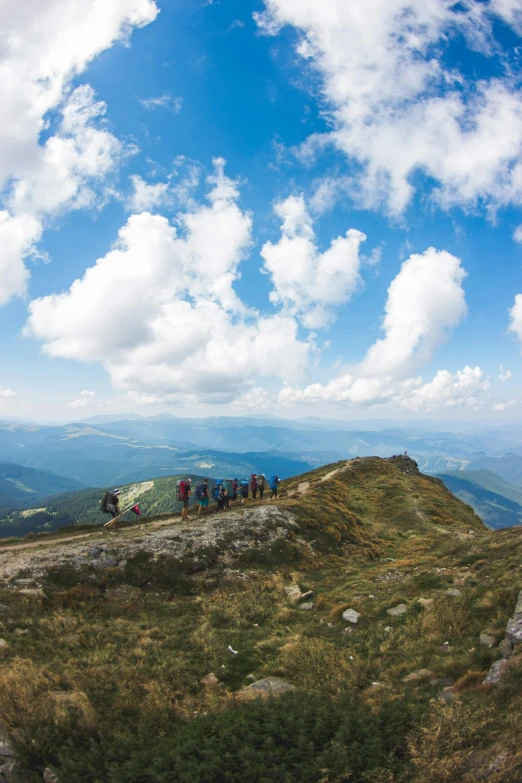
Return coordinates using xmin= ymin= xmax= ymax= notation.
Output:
xmin=437 ymin=469 xmax=522 ymax=529
xmin=2 ymin=458 xmax=522 ymax=781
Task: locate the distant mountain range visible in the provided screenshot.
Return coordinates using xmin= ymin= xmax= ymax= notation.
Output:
xmin=0 ymin=462 xmax=88 ymax=509
xmin=437 ymin=469 xmax=522 ymax=530
xmin=3 ymin=414 xmax=522 ymax=532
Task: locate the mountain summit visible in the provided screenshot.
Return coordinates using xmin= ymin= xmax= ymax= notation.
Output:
xmin=1 ymin=457 xmax=522 ymax=782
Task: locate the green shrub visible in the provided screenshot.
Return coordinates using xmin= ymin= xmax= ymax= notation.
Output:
xmin=55 ymin=691 xmax=421 ymax=783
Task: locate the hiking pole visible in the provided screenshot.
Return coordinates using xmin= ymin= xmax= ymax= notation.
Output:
xmin=103 ymin=503 xmax=136 ymax=528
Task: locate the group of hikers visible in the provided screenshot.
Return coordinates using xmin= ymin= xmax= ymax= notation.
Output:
xmin=101 ymin=473 xmax=281 ymax=528
xmin=178 ymin=474 xmax=281 ymax=521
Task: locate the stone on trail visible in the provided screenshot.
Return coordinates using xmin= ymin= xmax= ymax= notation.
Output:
xmin=480 ymin=633 xmax=496 ymax=648
xmin=387 ymin=604 xmax=408 ymax=617
xmin=299 ymin=602 xmax=314 ymax=610
xmin=284 ymin=585 xmax=301 ymax=604
xmin=445 ymin=589 xmax=461 ymax=597
xmin=342 ymin=609 xmax=361 ymax=624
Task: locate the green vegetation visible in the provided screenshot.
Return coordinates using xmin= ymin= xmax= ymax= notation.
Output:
xmin=2 ymin=457 xmax=522 ymax=781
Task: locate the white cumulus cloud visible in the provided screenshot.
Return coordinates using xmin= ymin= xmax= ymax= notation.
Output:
xmin=26 ymin=161 xmax=312 ymax=403
xmin=256 ymin=0 xmax=522 ymax=215
xmin=498 ymin=365 xmax=512 ymax=382
xmin=0 ymin=0 xmax=158 ymax=304
xmin=261 ymin=194 xmax=365 ymax=328
xmin=66 ymin=390 xmax=97 ymax=409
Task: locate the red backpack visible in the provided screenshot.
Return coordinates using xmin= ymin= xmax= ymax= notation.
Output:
xmin=176 ymin=480 xmax=187 ymax=501
xmin=250 ymin=473 xmax=257 ymax=490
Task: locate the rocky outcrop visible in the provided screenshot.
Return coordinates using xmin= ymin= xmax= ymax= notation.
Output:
xmin=385 ymin=455 xmax=420 ymax=476
xmin=0 ymin=506 xmax=300 ymax=582
xmin=485 ymin=590 xmax=522 ymax=685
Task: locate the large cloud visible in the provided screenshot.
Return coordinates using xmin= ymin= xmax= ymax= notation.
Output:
xmin=26 ymin=162 xmax=312 ymax=402
xmin=276 ymin=247 xmax=474 ymax=409
xmin=260 ymin=195 xmax=365 ymax=328
xmin=256 ymin=0 xmax=522 ymax=214
xmin=0 ymin=0 xmax=158 ymax=304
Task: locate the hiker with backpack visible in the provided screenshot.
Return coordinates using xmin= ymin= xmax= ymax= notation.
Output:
xmin=231 ymin=478 xmax=239 ymax=505
xmin=270 ymin=475 xmax=280 ymax=499
xmin=257 ymin=474 xmax=266 ymax=500
xmin=213 ymin=480 xmax=226 ymax=512
xmin=176 ymin=478 xmax=192 ymax=521
xmin=240 ymin=479 xmax=249 ymax=504
xmin=250 ymin=473 xmax=258 ymax=500
xmin=195 ymin=478 xmax=210 ymax=516
xmin=101 ymin=488 xmax=121 ymax=528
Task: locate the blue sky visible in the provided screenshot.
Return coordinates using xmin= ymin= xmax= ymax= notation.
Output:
xmin=2 ymin=0 xmax=522 ymax=422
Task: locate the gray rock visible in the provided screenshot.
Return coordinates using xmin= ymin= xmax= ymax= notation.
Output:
xmin=506 ymin=589 xmax=522 ymax=644
xmin=387 ymin=604 xmax=408 ymax=617
xmin=200 ymin=673 xmax=219 ymax=686
xmin=484 ymin=659 xmax=510 ymax=685
xmin=480 ymin=633 xmax=496 ymax=648
xmin=18 ymin=589 xmax=46 ymax=599
xmin=298 ymin=602 xmax=314 ymax=610
xmin=300 ymin=591 xmax=313 ymax=601
xmin=499 ymin=638 xmax=513 ymax=659
xmin=445 ymin=589 xmax=461 ymax=597
xmin=13 ymin=579 xmax=35 ymax=587
xmin=239 ymin=677 xmax=295 ymax=698
xmin=283 ymin=585 xmax=301 ymax=604
xmin=342 ymin=609 xmax=361 ymax=624
xmin=43 ymin=770 xmax=59 ymax=783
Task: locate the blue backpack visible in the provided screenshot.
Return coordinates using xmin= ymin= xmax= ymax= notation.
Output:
xmin=240 ymin=480 xmax=249 ymax=493
xmin=270 ymin=475 xmax=279 ymax=490
xmin=212 ymin=480 xmax=224 ymax=499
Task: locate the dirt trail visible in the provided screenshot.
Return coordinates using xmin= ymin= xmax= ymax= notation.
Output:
xmin=297 ymin=460 xmax=354 ymax=495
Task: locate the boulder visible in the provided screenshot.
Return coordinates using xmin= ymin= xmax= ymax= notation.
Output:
xmin=342 ymin=609 xmax=361 ymax=624
xmin=300 ymin=591 xmax=313 ymax=601
xmin=483 ymin=656 xmax=522 ymax=685
xmin=387 ymin=604 xmax=408 ymax=617
xmin=284 ymin=585 xmax=301 ymax=604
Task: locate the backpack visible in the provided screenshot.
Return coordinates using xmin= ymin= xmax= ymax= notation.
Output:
xmin=196 ymin=482 xmax=206 ymax=499
xmin=240 ymin=480 xmax=249 ymax=493
xmin=101 ymin=492 xmax=109 ymax=512
xmin=250 ymin=473 xmax=257 ymax=488
xmin=212 ymin=480 xmax=224 ymax=500
xmin=257 ymin=475 xmax=265 ymax=487
xmin=176 ymin=480 xmax=187 ymax=502
xmin=270 ymin=475 xmax=278 ymax=490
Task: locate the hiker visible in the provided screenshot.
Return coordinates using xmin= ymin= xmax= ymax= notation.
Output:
xmin=231 ymin=478 xmax=239 ymax=505
xmin=258 ymin=473 xmax=266 ymax=500
xmin=195 ymin=478 xmax=210 ymax=516
xmin=177 ymin=478 xmax=192 ymax=521
xmin=240 ymin=479 xmax=249 ymax=504
xmin=101 ymin=488 xmax=121 ymax=528
xmin=213 ymin=480 xmax=225 ymax=512
xmin=269 ymin=475 xmax=280 ymax=499
xmin=250 ymin=473 xmax=258 ymax=500
xmin=223 ymin=480 xmax=231 ymax=510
